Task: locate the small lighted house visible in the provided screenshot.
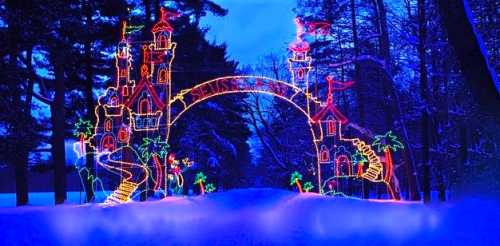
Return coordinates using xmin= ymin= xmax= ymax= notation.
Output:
xmin=311 ymin=76 xmax=359 ymax=192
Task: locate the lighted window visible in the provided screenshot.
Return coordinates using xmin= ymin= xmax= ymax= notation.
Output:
xmin=158 ymin=35 xmax=168 ymax=49
xmin=139 ymin=99 xmax=151 ymax=114
xmin=101 ymin=135 xmax=115 ymax=152
xmin=104 ymin=119 xmax=112 ymax=132
xmin=327 ymin=120 xmax=336 ymax=136
xmin=158 ymin=69 xmax=167 ymax=83
xmin=296 ymin=53 xmax=305 ymax=60
xmin=122 ymin=86 xmax=128 ymax=96
xmin=320 ymin=145 xmax=330 ymax=163
xmin=297 ymin=68 xmax=304 ymax=79
xmin=118 ymin=128 xmax=129 ymax=143
xmin=120 ymin=69 xmax=127 ymax=77
xmin=120 ymin=47 xmax=127 ymax=57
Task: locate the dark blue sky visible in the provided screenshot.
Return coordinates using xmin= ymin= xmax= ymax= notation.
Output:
xmin=200 ymin=0 xmax=296 ymax=67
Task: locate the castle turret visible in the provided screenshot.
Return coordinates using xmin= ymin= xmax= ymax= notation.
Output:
xmin=289 ymin=41 xmax=312 ymax=90
xmin=151 ymin=8 xmax=177 ymax=86
xmin=116 ymin=21 xmax=134 ymax=99
xmin=288 ymin=18 xmax=312 ymax=91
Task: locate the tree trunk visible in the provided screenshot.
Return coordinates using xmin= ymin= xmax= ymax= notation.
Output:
xmin=52 ymin=53 xmax=67 ymax=205
xmin=437 ymin=175 xmax=446 ymax=201
xmin=16 ymin=46 xmax=36 ymax=206
xmin=295 ymin=180 xmax=303 ymax=193
xmin=430 ymin=39 xmax=447 ymax=202
xmin=351 ymin=0 xmax=362 ymax=120
xmin=14 ymin=156 xmax=29 ymax=206
xmin=6 ymin=2 xmax=30 ymax=206
xmin=456 ymin=124 xmax=467 ymax=195
xmin=373 ymin=0 xmax=391 ymax=63
xmin=418 ymin=0 xmax=431 ymax=203
xmin=350 ymin=0 xmax=370 ymax=199
xmin=199 ymin=183 xmax=205 ymax=195
xmin=144 ymin=0 xmax=152 ymax=28
xmin=152 ymin=155 xmax=163 ymax=191
xmin=403 ymin=150 xmax=420 ymax=200
xmin=372 ymin=0 xmax=396 ymax=200
xmin=436 ymin=0 xmax=500 ymax=117
xmin=154 ymin=0 xmax=161 ymax=21
xmin=84 ymin=0 xmax=95 ymax=203
xmin=383 ymin=148 xmax=393 ymax=182
xmin=374 ymin=0 xmax=395 ymax=129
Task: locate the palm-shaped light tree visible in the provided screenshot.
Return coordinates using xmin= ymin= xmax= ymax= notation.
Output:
xmin=205 ymin=183 xmax=216 ymax=193
xmin=290 ymin=171 xmax=303 ymax=193
xmin=139 ymin=136 xmax=169 ymax=191
xmin=194 ymin=172 xmax=207 ymax=195
xmin=352 ymin=150 xmax=368 ymax=177
xmin=372 ymin=131 xmax=404 ymax=182
xmin=303 ymin=181 xmax=314 ymax=193
xmin=73 ymin=119 xmax=93 ymax=156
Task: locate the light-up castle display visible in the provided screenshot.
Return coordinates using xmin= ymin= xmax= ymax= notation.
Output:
xmin=74 ymin=8 xmax=403 ymax=204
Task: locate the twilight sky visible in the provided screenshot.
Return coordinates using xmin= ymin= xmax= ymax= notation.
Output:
xmin=199 ymin=0 xmax=296 ymax=67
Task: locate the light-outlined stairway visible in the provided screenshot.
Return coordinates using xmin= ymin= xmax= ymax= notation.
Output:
xmin=104 ymin=180 xmax=139 ymax=205
xmin=350 ymin=139 xmax=383 ymax=182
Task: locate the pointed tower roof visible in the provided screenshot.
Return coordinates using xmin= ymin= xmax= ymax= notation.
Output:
xmin=312 ymin=76 xmax=354 ymax=124
xmin=311 ymin=103 xmax=349 ymax=124
xmin=290 ymin=41 xmax=310 ymax=52
xmin=152 ymin=8 xmax=179 ymax=33
xmin=125 ymin=65 xmax=165 ymax=109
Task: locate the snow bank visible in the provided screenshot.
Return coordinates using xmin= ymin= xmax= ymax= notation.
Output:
xmin=0 ymin=188 xmax=499 ymax=245
xmin=0 ymin=191 xmax=110 ymax=207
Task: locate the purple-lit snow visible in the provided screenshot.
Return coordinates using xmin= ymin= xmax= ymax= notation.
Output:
xmin=0 ymin=188 xmax=499 ymax=245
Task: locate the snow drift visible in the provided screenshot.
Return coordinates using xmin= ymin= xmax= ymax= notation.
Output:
xmin=0 ymin=188 xmax=499 ymax=245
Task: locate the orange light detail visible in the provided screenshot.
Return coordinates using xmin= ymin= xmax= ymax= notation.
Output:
xmin=104 ymin=119 xmax=112 ymax=132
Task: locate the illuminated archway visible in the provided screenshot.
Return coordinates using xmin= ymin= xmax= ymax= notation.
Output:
xmin=168 ymin=75 xmax=321 ymax=126
xmin=166 ymin=75 xmax=325 ymax=191
xmin=165 ymin=76 xmax=394 ymax=195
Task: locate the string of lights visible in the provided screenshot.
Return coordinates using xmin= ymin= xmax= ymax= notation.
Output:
xmin=72 ymin=9 xmax=404 ymax=204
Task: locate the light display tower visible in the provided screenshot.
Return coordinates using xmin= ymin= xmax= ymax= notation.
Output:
xmin=88 ymin=8 xmax=178 ymax=204
xmin=116 ymin=22 xmax=134 ymax=100
xmin=288 ymin=18 xmax=313 ymax=113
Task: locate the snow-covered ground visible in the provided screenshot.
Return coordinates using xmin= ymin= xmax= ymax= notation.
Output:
xmin=0 ymin=191 xmax=106 ymax=207
xmin=0 ymin=188 xmax=499 ymax=245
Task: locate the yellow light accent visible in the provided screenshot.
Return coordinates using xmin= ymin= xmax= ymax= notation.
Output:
xmin=350 ymin=138 xmax=383 ymax=182
xmin=103 ymin=104 xmax=125 ymax=117
xmin=104 ymin=180 xmax=139 ymax=205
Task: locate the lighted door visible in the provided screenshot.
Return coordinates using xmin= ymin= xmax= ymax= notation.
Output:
xmin=335 ymin=155 xmax=352 ymax=176
xmin=101 ymin=135 xmax=116 ymax=152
